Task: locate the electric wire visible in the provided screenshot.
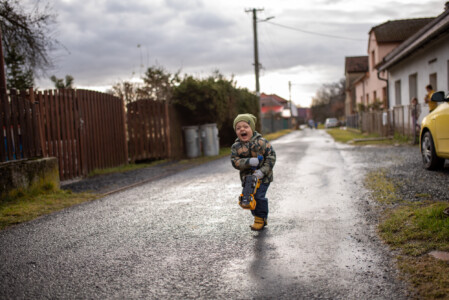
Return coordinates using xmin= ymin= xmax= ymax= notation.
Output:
xmin=265 ymin=21 xmax=366 ymax=41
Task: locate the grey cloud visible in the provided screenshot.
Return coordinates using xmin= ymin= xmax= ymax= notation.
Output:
xmin=185 ymin=11 xmax=233 ymax=29
xmin=165 ymin=0 xmax=204 ymax=11
xmin=36 ymin=0 xmax=445 ymax=93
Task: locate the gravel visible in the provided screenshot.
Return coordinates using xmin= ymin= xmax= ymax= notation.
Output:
xmin=341 ymin=144 xmax=449 ymax=202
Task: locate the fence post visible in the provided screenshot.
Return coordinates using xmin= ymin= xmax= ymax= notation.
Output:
xmin=164 ymin=102 xmax=172 ymax=158
xmin=30 ymin=88 xmax=46 ymax=157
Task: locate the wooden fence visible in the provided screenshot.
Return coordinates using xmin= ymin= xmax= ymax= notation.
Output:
xmin=1 ymin=89 xmax=42 ymax=161
xmin=1 ymin=88 xmax=185 ymax=180
xmin=127 ymin=99 xmax=183 ymax=162
xmin=1 ymin=89 xmax=128 ymax=180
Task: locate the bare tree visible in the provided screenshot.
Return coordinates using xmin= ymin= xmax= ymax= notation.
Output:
xmin=0 ymin=0 xmax=58 ymax=82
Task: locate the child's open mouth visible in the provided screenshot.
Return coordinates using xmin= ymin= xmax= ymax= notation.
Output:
xmin=241 ymin=132 xmax=247 ymax=137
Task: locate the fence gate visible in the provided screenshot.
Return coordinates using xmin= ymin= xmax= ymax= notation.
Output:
xmin=127 ymin=99 xmax=183 ymax=163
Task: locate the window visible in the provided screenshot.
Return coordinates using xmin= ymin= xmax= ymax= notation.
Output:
xmin=366 ymin=93 xmax=369 ymax=105
xmin=395 ymin=80 xmax=401 ymax=106
xmin=371 ymin=50 xmax=375 ymax=70
xmin=373 ymin=91 xmax=377 ymax=102
xmin=429 ymin=73 xmax=437 ymax=90
xmin=382 ymin=87 xmax=387 ymax=107
xmin=409 ymin=73 xmax=417 ymax=102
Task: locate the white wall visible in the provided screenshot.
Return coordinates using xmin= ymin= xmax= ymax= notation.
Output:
xmin=388 ymin=37 xmax=449 ymax=114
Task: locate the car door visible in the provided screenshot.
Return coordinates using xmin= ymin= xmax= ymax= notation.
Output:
xmin=435 ymin=102 xmax=449 ymax=156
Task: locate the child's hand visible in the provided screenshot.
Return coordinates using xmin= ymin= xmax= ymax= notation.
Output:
xmin=249 ymin=158 xmax=259 ymax=167
xmin=254 ymin=170 xmax=264 ymax=179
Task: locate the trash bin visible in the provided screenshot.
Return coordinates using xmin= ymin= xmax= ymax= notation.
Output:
xmin=183 ymin=126 xmax=201 ymax=158
xmin=199 ymin=123 xmax=219 ymax=156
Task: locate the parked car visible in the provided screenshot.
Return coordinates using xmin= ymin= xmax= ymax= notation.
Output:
xmin=420 ymin=91 xmax=449 ymax=170
xmin=325 ymin=118 xmax=339 ymax=128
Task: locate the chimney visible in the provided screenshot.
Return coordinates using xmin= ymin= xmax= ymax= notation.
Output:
xmin=446 ymin=1 xmax=449 ymax=10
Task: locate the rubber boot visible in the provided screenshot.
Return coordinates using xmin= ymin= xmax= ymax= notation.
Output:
xmin=250 ymin=216 xmax=266 ymax=231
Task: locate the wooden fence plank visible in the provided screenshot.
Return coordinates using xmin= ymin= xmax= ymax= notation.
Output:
xmin=164 ymin=102 xmax=171 ymax=158
xmin=36 ymin=91 xmax=47 ymax=157
xmin=13 ymin=90 xmax=24 ymax=160
xmin=0 ymin=91 xmax=5 ymax=161
xmin=3 ymin=91 xmax=13 ymax=160
xmin=21 ymin=90 xmax=34 ymax=157
xmin=145 ymin=100 xmax=152 ymax=158
xmin=54 ymin=90 xmax=64 ymax=179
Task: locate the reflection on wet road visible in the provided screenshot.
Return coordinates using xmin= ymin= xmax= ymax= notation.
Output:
xmin=0 ymin=129 xmax=409 ymax=299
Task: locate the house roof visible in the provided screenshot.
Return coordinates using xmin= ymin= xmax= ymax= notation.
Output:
xmin=261 ymin=106 xmax=283 ymax=114
xmin=370 ymin=18 xmax=434 ymax=43
xmin=260 ymin=93 xmax=288 ymax=106
xmin=379 ymin=7 xmax=449 ymax=71
xmin=345 ymin=56 xmax=368 ymax=73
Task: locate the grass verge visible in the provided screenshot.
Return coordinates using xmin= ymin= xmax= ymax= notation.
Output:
xmin=364 ymin=169 xmax=449 ymax=299
xmin=88 ymin=160 xmax=169 ymax=177
xmin=326 ymin=127 xmax=411 ymax=145
xmin=0 ymin=185 xmax=96 ymax=230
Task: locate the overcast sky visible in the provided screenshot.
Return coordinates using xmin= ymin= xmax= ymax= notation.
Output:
xmin=29 ymin=0 xmax=445 ymax=107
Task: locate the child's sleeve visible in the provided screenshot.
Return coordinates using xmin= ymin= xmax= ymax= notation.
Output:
xmin=230 ymin=143 xmax=250 ymax=170
xmin=259 ymin=139 xmax=276 ymax=175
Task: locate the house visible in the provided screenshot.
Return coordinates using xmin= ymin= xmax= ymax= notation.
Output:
xmin=260 ymin=93 xmax=286 ymax=115
xmin=260 ymin=93 xmax=298 ymax=132
xmin=260 ymin=93 xmax=297 ymax=118
xmin=296 ymin=107 xmax=311 ymax=125
xmin=378 ymin=3 xmax=449 ymax=122
xmin=344 ymin=56 xmax=368 ymax=115
xmin=353 ymin=17 xmax=434 ymax=112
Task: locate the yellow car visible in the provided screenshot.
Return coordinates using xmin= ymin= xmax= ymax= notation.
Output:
xmin=420 ymin=91 xmax=449 ymax=170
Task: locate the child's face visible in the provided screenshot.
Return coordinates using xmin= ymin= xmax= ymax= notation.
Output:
xmin=235 ymin=121 xmax=253 ymax=142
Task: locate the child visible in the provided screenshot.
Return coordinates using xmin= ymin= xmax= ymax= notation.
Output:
xmin=230 ymin=113 xmax=276 ymax=231
xmin=410 ymin=97 xmax=421 ymax=144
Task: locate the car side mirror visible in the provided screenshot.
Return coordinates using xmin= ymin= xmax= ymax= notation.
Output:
xmin=430 ymin=91 xmax=447 ymax=102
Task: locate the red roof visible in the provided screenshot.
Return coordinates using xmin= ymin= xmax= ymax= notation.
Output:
xmin=261 ymin=106 xmax=283 ymax=114
xmin=260 ymin=93 xmax=288 ymax=105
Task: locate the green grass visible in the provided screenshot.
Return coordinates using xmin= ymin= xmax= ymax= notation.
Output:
xmin=0 ymin=187 xmax=96 ymax=230
xmin=326 ymin=127 xmax=411 ymax=145
xmin=326 ymin=128 xmax=374 ymax=143
xmin=88 ymin=160 xmax=169 ymax=177
xmin=364 ymin=169 xmax=402 ymax=204
xmin=379 ymin=202 xmax=449 ymax=256
xmin=264 ymin=129 xmax=293 ymax=141
xmin=365 ymin=169 xmax=449 ymax=298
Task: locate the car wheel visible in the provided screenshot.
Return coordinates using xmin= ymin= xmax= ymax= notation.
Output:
xmin=421 ymin=131 xmax=445 ymax=170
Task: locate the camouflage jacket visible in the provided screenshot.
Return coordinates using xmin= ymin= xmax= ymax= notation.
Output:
xmin=230 ymin=131 xmax=276 ymax=184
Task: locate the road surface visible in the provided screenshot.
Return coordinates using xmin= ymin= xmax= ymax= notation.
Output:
xmin=0 ymin=129 xmax=410 ymax=299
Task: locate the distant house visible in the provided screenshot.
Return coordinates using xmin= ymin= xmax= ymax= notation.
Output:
xmin=296 ymin=107 xmax=311 ymax=124
xmin=378 ymin=3 xmax=449 ymax=121
xmin=344 ymin=56 xmax=368 ymax=115
xmin=260 ymin=93 xmax=298 ymax=132
xmin=260 ymin=93 xmax=286 ymax=115
xmin=353 ymin=17 xmax=434 ymax=112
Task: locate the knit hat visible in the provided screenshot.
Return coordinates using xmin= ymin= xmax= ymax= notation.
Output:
xmin=233 ymin=113 xmax=257 ymax=131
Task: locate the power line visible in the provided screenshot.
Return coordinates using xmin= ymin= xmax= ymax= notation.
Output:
xmin=265 ymin=21 xmax=366 ymax=41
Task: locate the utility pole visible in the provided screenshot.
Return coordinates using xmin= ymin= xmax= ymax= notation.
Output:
xmin=245 ymin=8 xmax=265 ymax=130
xmin=288 ymin=81 xmax=296 ymax=129
xmin=248 ymin=8 xmax=263 ymax=94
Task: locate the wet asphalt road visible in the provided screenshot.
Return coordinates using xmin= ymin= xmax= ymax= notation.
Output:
xmin=0 ymin=129 xmax=410 ymax=299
